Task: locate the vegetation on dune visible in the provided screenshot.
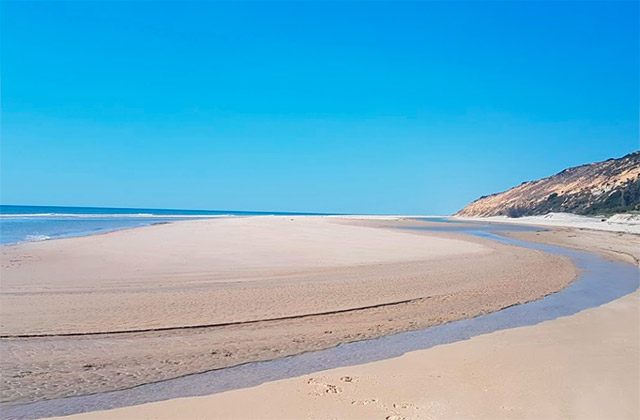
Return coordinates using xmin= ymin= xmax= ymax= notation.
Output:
xmin=458 ymin=151 xmax=640 ymax=218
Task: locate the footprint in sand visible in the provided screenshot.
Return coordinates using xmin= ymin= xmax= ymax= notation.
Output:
xmin=392 ymin=402 xmax=417 ymax=410
xmin=350 ymin=398 xmax=379 ymax=406
xmin=305 ymin=377 xmax=342 ymax=395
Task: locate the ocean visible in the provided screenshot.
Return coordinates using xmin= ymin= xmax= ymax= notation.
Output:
xmin=0 ymin=205 xmax=320 ymax=245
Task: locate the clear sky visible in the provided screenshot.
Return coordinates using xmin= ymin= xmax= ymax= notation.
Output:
xmin=1 ymin=1 xmax=638 ymax=214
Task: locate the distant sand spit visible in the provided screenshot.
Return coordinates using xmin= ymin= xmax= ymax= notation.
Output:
xmin=0 ymin=216 xmax=576 ymax=405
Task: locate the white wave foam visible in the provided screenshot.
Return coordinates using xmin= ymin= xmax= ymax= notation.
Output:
xmin=0 ymin=213 xmax=231 ymax=219
xmin=24 ymin=234 xmax=51 ymax=242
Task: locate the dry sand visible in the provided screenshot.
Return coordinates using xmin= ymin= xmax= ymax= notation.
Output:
xmin=1 ymin=216 xmax=492 ymax=335
xmin=0 ymin=216 xmax=576 ymax=405
xmin=56 ymin=227 xmax=640 ymax=420
xmin=506 ymin=228 xmax=640 ymax=265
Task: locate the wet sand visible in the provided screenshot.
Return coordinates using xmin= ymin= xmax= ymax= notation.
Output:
xmin=0 ymin=216 xmax=576 ymax=406
xmin=53 ymin=225 xmax=639 ymax=420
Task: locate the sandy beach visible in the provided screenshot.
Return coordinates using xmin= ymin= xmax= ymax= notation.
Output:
xmin=69 ymin=291 xmax=638 ymax=420
xmin=3 ymin=0 xmax=637 ymax=417
xmin=52 ymin=222 xmax=640 ymax=420
xmin=0 ymin=216 xmax=577 ymax=407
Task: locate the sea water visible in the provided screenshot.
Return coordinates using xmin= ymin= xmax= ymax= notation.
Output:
xmin=0 ymin=205 xmax=317 ymax=245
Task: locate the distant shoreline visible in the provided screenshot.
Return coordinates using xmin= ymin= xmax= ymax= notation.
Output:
xmin=454 ymin=212 xmax=640 ymax=234
xmin=0 ymin=205 xmax=344 ymax=245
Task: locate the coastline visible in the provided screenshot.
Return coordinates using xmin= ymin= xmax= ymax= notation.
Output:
xmin=0 ymin=204 xmax=343 ymax=246
xmin=0 ymin=216 xmax=577 ymax=408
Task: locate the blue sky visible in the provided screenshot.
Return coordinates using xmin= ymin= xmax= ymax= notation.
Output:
xmin=1 ymin=1 xmax=638 ymax=214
